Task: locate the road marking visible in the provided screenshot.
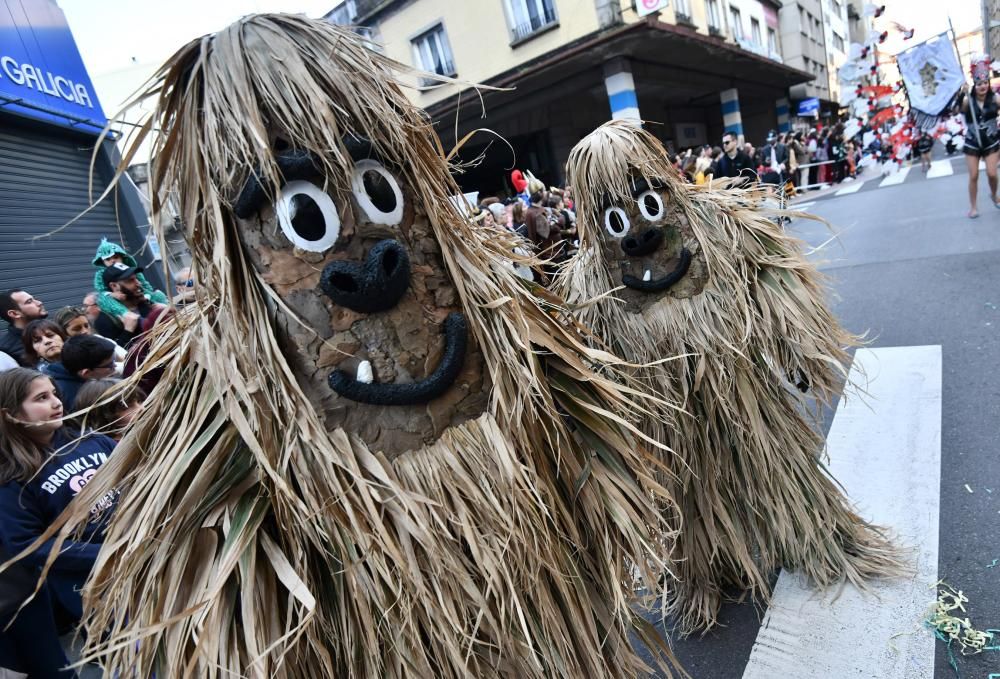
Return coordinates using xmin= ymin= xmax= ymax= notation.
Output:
xmin=926 ymin=159 xmax=954 ymax=178
xmin=742 ymin=345 xmax=942 ymax=679
xmin=878 ymin=166 xmax=912 ymax=187
xmin=791 ymin=201 xmax=816 ymax=210
xmin=835 ymin=180 xmax=866 ymax=195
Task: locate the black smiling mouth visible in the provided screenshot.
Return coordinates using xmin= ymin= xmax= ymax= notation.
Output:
xmin=621 ymin=247 xmax=692 ymax=292
xmin=327 ymin=313 xmax=468 ymax=406
xmin=319 ymin=239 xmax=469 ymax=405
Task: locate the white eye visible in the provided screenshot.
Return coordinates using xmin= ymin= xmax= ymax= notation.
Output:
xmin=351 ymin=159 xmax=404 ymax=225
xmin=603 ymin=206 xmax=630 ymax=238
xmin=276 ymin=180 xmax=341 ymax=252
xmin=637 ymin=190 xmax=664 ymax=221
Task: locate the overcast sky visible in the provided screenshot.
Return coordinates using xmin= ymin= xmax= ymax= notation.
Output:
xmin=59 ymin=0 xmax=338 ymax=76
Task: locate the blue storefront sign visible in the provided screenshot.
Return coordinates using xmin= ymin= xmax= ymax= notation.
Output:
xmin=797 ymin=97 xmax=820 ymax=116
xmin=0 ymin=0 xmax=106 ymax=132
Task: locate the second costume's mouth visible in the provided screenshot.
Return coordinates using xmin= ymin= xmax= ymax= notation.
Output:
xmin=327 ymin=312 xmax=468 ymax=406
xmin=622 ymin=247 xmax=692 ymax=292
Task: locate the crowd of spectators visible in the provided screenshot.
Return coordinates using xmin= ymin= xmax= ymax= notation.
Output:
xmin=0 ymin=239 xmax=193 ymax=675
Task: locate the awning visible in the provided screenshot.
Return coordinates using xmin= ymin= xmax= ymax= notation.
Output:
xmin=426 ymin=16 xmax=814 ymax=125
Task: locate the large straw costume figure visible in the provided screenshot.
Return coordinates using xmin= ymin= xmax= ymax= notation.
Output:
xmin=41 ymin=17 xmax=684 ymax=678
xmin=559 ymin=120 xmax=903 ymax=633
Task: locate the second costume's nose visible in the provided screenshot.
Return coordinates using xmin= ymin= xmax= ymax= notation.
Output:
xmin=320 ymin=239 xmax=410 ymax=313
xmin=621 ymin=227 xmax=664 ymax=257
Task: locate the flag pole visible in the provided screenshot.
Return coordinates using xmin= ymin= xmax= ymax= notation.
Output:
xmin=950 ymin=16 xmax=983 ymax=148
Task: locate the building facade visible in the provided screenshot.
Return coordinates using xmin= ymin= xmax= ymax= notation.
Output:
xmin=0 ymin=0 xmax=161 ymax=311
xmin=822 ymin=0 xmax=851 ymax=105
xmin=778 ymin=0 xmax=833 ymax=112
xmin=328 ymin=0 xmax=812 ymax=194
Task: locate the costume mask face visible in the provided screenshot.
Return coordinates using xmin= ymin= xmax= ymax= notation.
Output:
xmin=594 ymin=173 xmax=708 ymax=314
xmin=234 ymin=143 xmax=488 ymax=458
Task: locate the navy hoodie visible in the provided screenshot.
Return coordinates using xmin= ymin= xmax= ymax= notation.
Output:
xmin=0 ymin=428 xmax=117 ymax=620
xmin=41 ymin=362 xmax=86 ymax=412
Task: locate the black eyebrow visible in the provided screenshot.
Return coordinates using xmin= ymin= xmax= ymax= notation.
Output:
xmin=233 ymin=149 xmax=323 ymax=219
xmin=600 ymin=176 xmax=667 ymax=211
xmin=630 ymin=176 xmax=667 ymax=198
xmin=232 ymin=135 xmax=387 ymax=219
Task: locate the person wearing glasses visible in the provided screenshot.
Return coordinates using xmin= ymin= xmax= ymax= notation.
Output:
xmin=713 ymin=132 xmax=755 ymax=182
xmin=42 ymin=335 xmax=119 ymax=411
xmin=172 ymin=267 xmax=197 ymax=307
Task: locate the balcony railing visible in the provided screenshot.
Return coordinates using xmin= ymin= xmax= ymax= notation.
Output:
xmin=510 ymin=5 xmax=558 ymax=43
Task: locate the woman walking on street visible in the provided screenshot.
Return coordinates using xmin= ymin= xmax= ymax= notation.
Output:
xmin=959 ymin=55 xmax=1000 ymax=218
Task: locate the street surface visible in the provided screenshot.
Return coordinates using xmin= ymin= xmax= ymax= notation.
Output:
xmin=640 ymin=150 xmax=1000 ymax=678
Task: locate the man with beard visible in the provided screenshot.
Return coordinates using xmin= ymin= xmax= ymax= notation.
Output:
xmin=0 ymin=289 xmax=47 ymax=365
xmin=94 ymin=263 xmax=153 ymax=347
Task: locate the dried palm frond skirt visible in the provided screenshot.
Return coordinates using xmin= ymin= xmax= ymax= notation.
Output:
xmin=559 ymin=120 xmax=906 ymax=634
xmin=26 ymin=19 xmax=682 ymax=679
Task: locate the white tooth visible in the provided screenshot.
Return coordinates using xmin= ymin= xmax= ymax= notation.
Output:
xmin=643 ymin=269 xmax=651 ymax=282
xmin=357 ymin=360 xmax=373 ymax=384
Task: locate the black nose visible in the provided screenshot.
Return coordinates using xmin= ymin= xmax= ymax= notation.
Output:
xmin=621 ymin=227 xmax=664 ymax=257
xmin=320 ymin=239 xmax=410 ymax=313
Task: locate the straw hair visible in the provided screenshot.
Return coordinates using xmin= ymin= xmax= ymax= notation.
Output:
xmin=28 ymin=17 xmax=681 ymax=678
xmin=559 ymin=120 xmax=905 ymax=633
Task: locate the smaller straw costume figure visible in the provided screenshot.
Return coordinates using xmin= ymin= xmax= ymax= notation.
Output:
xmin=30 ymin=16 xmax=681 ymax=678
xmin=91 ymin=239 xmax=168 ymax=321
xmin=559 ymin=120 xmax=904 ymax=633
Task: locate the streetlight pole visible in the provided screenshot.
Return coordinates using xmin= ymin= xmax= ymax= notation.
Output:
xmin=985 ymin=0 xmax=992 ymax=60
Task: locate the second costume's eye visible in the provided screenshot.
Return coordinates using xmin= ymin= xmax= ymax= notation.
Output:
xmin=276 ymin=180 xmax=341 ymax=252
xmin=604 ymin=206 xmax=630 ymax=238
xmin=637 ymin=190 xmax=664 ymax=222
xmin=352 ymin=159 xmax=404 ymax=225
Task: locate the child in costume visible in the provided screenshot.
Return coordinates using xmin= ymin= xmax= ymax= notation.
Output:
xmin=33 ymin=17 xmax=680 ymax=678
xmin=91 ymin=239 xmax=169 ymax=322
xmin=559 ymin=120 xmax=904 ymax=633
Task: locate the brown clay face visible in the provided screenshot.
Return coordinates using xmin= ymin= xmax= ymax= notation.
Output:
xmin=596 ymin=177 xmax=709 ymax=314
xmin=236 ymin=151 xmax=489 ymax=459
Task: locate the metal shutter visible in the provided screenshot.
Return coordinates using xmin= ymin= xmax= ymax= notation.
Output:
xmin=0 ymin=120 xmax=149 ymax=313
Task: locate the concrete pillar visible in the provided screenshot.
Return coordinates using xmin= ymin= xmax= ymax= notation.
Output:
xmin=776 ymin=96 xmax=791 ymax=133
xmin=720 ymin=88 xmax=744 ymax=142
xmin=603 ymin=59 xmax=641 ymax=122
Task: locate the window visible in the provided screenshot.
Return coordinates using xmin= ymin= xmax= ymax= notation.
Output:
xmin=325 ymin=0 xmax=356 ymax=25
xmin=750 ymin=18 xmax=762 ymax=46
xmin=832 ymin=31 xmax=844 ymax=51
xmin=729 ymin=6 xmax=743 ymax=40
xmin=411 ymin=24 xmax=456 ymax=83
xmin=707 ymin=0 xmax=722 ymax=30
xmin=767 ymin=27 xmax=778 ymax=53
xmin=675 ymin=0 xmax=691 ymax=20
xmin=505 ymin=0 xmax=558 ymax=43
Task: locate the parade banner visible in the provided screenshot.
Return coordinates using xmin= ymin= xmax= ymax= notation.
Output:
xmin=896 ymin=32 xmax=964 ymax=116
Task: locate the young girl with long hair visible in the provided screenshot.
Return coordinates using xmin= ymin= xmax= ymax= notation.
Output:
xmin=0 ymin=368 xmax=117 ymax=623
xmin=21 ymin=319 xmax=67 ymax=370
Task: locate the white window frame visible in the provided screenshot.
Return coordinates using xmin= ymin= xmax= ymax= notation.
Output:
xmin=410 ymin=22 xmax=457 ymax=83
xmin=707 ymin=0 xmax=722 ymax=30
xmin=503 ymin=0 xmax=559 ymax=44
xmin=675 ymin=0 xmax=692 ymax=19
xmin=767 ymin=27 xmax=778 ymax=53
xmin=832 ymin=31 xmax=844 ymax=51
xmin=729 ymin=6 xmax=743 ymax=40
xmin=750 ymin=18 xmax=762 ymax=46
